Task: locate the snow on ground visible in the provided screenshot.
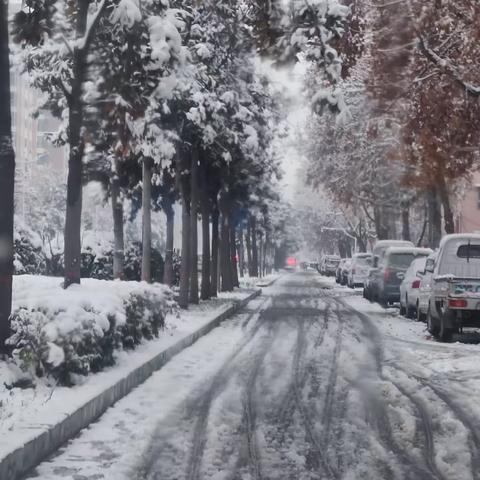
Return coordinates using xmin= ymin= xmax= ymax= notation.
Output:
xmin=26 ymin=293 xmax=272 ymax=480
xmin=0 ymin=280 xmax=259 ymax=463
xmin=17 ymin=272 xmax=480 ymax=479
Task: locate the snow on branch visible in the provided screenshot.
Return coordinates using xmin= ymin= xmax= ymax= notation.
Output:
xmin=76 ymin=0 xmax=109 ymax=51
xmin=417 ymin=35 xmax=480 ymax=98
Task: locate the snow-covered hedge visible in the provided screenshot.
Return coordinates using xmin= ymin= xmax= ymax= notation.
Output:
xmin=124 ymin=241 xmax=165 ymax=283
xmin=8 ymin=276 xmax=176 ymax=385
xmin=14 ymin=222 xmax=47 ymax=275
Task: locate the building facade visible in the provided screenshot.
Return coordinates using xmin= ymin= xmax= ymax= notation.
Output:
xmin=455 ymin=171 xmax=480 ymax=234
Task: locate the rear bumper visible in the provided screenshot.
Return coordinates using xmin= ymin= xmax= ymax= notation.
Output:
xmin=352 ymin=274 xmax=367 ymax=285
xmin=446 ymin=308 xmax=480 ymax=328
xmin=384 ymin=285 xmax=401 ymax=302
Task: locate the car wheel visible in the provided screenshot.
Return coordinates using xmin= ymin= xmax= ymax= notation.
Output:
xmin=427 ymin=305 xmax=439 ymax=335
xmin=379 ymin=294 xmax=388 ymax=308
xmin=406 ymin=299 xmax=416 ymax=319
xmin=416 ymin=301 xmax=425 ymax=322
xmin=439 ymin=310 xmax=454 ymax=342
xmin=399 ymin=299 xmax=406 ymax=316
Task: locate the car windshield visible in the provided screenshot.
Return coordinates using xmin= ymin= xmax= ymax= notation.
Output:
xmin=355 ymin=257 xmax=370 ymax=266
xmin=389 ymin=253 xmax=418 ymax=269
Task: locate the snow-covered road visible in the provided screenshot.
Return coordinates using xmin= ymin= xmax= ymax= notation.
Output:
xmin=27 ymin=272 xmax=480 ymax=480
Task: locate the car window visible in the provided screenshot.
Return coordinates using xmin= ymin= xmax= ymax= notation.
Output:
xmin=457 ymin=244 xmax=480 ymax=259
xmin=389 ymin=253 xmax=416 ymax=268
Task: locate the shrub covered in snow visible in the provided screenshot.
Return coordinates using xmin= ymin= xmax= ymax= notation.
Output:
xmin=124 ymin=241 xmax=165 ymax=283
xmin=8 ymin=276 xmax=176 ymax=385
xmin=81 ymin=234 xmax=114 ymax=280
xmin=14 ymin=222 xmax=47 ymax=275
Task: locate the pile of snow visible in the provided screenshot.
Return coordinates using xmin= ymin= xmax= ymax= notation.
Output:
xmin=8 ymin=276 xmax=176 ymax=385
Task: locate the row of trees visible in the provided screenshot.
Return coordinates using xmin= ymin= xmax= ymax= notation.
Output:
xmin=302 ymin=0 xmax=480 ymax=249
xmin=1 ymin=0 xmax=354 ymax=352
xmin=0 ymin=0 xmax=364 ymax=352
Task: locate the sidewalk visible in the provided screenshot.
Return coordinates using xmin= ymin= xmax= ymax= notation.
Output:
xmin=0 ymin=287 xmax=261 ymax=480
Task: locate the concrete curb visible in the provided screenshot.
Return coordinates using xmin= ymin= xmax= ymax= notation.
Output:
xmin=2 ymin=288 xmax=262 ymax=480
xmin=256 ymin=275 xmax=282 ymax=288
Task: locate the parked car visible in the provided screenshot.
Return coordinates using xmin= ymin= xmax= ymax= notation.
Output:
xmin=340 ymin=259 xmax=352 ymax=285
xmin=320 ymin=255 xmax=341 ymax=277
xmin=399 ymin=256 xmax=429 ymax=318
xmin=426 ymin=234 xmax=480 ymax=341
xmin=348 ymin=253 xmax=372 ymax=288
xmin=363 ymin=240 xmax=414 ymax=301
xmin=376 ymin=247 xmax=432 ymax=306
xmin=416 ymin=252 xmax=437 ymax=322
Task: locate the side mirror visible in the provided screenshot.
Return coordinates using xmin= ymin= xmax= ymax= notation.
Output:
xmin=425 ymin=263 xmax=434 ymax=273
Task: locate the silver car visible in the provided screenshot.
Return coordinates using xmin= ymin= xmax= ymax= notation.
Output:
xmin=347 ymin=253 xmax=372 ymax=288
xmin=416 ymin=253 xmax=437 ymax=322
xmin=399 ymin=256 xmax=429 ymax=318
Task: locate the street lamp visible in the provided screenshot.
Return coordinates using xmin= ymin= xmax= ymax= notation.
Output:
xmin=321 ymin=227 xmax=357 ymax=254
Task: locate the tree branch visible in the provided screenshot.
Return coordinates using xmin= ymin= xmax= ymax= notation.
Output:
xmin=417 ymin=34 xmax=480 ymax=98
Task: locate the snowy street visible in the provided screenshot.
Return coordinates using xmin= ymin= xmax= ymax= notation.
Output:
xmin=26 ymin=272 xmax=480 ymax=480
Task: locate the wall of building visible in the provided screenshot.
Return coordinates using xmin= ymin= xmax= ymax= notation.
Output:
xmin=455 ymin=171 xmax=480 ymax=234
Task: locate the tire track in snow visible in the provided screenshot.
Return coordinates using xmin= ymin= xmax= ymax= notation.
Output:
xmin=233 ymin=320 xmax=278 ymax=480
xmin=184 ymin=296 xmax=272 ymax=480
xmin=136 ymin=296 xmax=270 ymax=480
xmin=332 ymin=295 xmax=439 ymax=480
xmin=390 ymin=363 xmax=480 ymax=480
xmin=292 ymin=319 xmax=340 ymax=480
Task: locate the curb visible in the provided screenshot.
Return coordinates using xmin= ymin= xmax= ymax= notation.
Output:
xmin=2 ymin=288 xmax=262 ymax=480
xmin=256 ymin=275 xmax=282 ymax=288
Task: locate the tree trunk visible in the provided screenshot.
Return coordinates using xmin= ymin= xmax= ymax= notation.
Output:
xmin=179 ymin=199 xmax=191 ymax=308
xmin=111 ymin=162 xmax=124 ymax=280
xmin=373 ymin=205 xmax=389 ymax=240
xmin=230 ymin=217 xmax=239 ymax=288
xmin=220 ymin=214 xmax=233 ymax=291
xmin=262 ymin=237 xmax=267 ymax=277
xmin=417 ymin=202 xmax=428 ymax=247
xmin=401 ymin=206 xmax=411 ymax=241
xmin=0 ymin=0 xmax=15 ymax=353
xmin=141 ymin=159 xmax=152 ymax=283
xmin=238 ymin=228 xmax=245 ymax=278
xmin=163 ymin=204 xmax=174 ymax=286
xmin=64 ymin=128 xmax=83 ymax=286
xmin=189 ymin=149 xmax=199 ymax=304
xmin=258 ymin=234 xmax=263 ymax=278
xmin=210 ymin=208 xmax=219 ymax=297
xmin=251 ymin=216 xmax=259 ymax=277
xmin=427 ymin=188 xmax=442 ymax=248
xmin=200 ymin=163 xmax=211 ymax=300
xmin=246 ymin=222 xmax=253 ymax=276
xmin=63 ymin=0 xmax=91 ymax=287
xmin=438 ymin=176 xmax=455 ymax=234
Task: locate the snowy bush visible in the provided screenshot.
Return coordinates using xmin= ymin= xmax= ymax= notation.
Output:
xmin=14 ymin=222 xmax=47 ymax=275
xmin=81 ymin=234 xmax=114 ymax=280
xmin=8 ymin=276 xmax=176 ymax=386
xmin=124 ymin=241 xmax=165 ymax=283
